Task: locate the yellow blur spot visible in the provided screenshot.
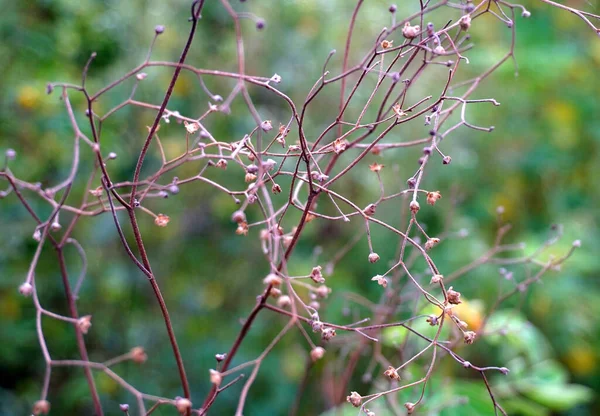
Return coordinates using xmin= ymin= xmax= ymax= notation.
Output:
xmin=0 ymin=295 xmax=21 ymax=320
xmin=452 ymin=299 xmax=484 ymax=332
xmin=565 ymin=345 xmax=597 ymax=376
xmin=17 ymin=85 xmax=41 ymax=110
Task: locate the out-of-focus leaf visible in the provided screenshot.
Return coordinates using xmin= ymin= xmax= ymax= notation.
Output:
xmin=521 ymin=383 xmax=594 ymax=411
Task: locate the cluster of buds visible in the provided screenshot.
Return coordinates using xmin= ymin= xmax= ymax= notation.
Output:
xmin=446 ymin=287 xmax=462 ymax=305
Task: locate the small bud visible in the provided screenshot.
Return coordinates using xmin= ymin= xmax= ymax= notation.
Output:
xmin=332 ymin=138 xmax=348 ymax=154
xmin=316 ymin=285 xmax=331 ymax=299
xmin=245 ymin=172 xmax=257 ymax=183
xmin=346 ymin=391 xmax=362 ymax=407
xmin=120 ymin=404 xmax=130 ymax=412
xmin=499 ymin=367 xmax=510 ymax=375
xmin=154 ymin=214 xmax=170 ymax=227
xmin=384 ymin=366 xmax=401 ymax=380
xmin=310 ymin=346 xmax=325 ymax=361
xmin=447 ymin=286 xmax=462 ymax=305
xmin=522 ymin=10 xmax=531 ymax=18
xmin=209 ymin=369 xmax=222 ymax=386
xmin=277 ymin=295 xmax=291 ymax=308
xmin=442 ymin=155 xmax=452 ymax=164
xmin=19 ymin=282 xmax=33 ymax=296
xmin=263 ymin=273 xmax=282 ymax=286
xmin=256 ymin=18 xmax=265 ymax=30
xmin=184 ymin=120 xmax=200 ymax=134
xmin=77 ymin=315 xmax=92 ymax=334
xmin=371 ymin=274 xmax=388 ymax=288
xmin=409 ymin=200 xmax=420 ymax=214
xmin=364 ymin=204 xmax=377 ymax=216
xmin=459 ymin=15 xmax=472 ymax=31
xmin=155 ymin=25 xmax=165 ymax=34
xmin=463 ymin=331 xmax=476 ymax=344
xmin=130 ymin=346 xmax=147 ymax=363
xmin=33 ymin=400 xmax=51 ymax=415
xmin=5 ymin=148 xmax=16 ymax=160
xmin=462 ymin=361 xmax=471 ymax=368
xmin=368 ymin=252 xmax=380 ymax=263
xmin=389 ymin=4 xmax=397 ymax=13
xmin=390 ymin=72 xmax=400 ymax=83
xmin=430 ymin=274 xmax=443 ymax=284
xmin=50 ymin=221 xmax=62 ymax=232
xmin=136 ymin=72 xmax=147 ymax=81
xmin=405 ymin=402 xmax=415 ymax=414
xmin=108 ymin=152 xmax=117 ymax=160
xmin=433 ymin=45 xmax=446 ymax=55
xmin=269 ymin=287 xmax=282 ymax=298
xmin=231 ymin=210 xmax=246 ymax=224
xmin=46 ymin=83 xmax=54 ymax=95
xmin=33 ymin=229 xmax=41 ymax=241
xmin=407 ymin=177 xmax=417 ymax=189
xmin=215 ymin=353 xmax=226 ymax=362
xmin=89 ymin=186 xmax=103 ymax=197
xmin=369 ymin=163 xmax=384 ymax=172
xmin=174 ymin=397 xmax=192 ymax=415
xmin=402 ymin=22 xmax=420 ymax=39
xmin=572 ymin=240 xmax=581 ymax=248
xmin=168 ymin=184 xmax=180 ymax=195
xmin=270 ymin=73 xmax=282 ymax=84
xmin=270 ymin=183 xmax=282 ymax=194
xmin=458 ymin=320 xmax=469 ymax=330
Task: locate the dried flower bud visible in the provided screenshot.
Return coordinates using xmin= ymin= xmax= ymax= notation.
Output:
xmin=424 ymin=237 xmax=440 ymax=251
xmin=368 ymin=252 xmax=380 ymax=263
xmin=269 ymin=287 xmax=282 ymax=298
xmin=369 ymin=162 xmax=384 ymax=172
xmin=174 ymin=397 xmax=192 ymax=415
xmin=321 ymin=327 xmax=336 ymax=341
xmin=460 ymin=15 xmax=472 ymax=31
xmin=426 ymin=314 xmax=438 ymax=326
xmin=209 ymin=369 xmax=222 ymax=386
xmin=89 ymin=186 xmax=103 ymax=197
xmin=442 ymin=155 xmax=452 ymax=164
xmin=463 ymin=330 xmax=476 ymax=344
xmin=447 ymin=286 xmax=462 ymax=305
xmin=371 ymin=274 xmax=388 ymax=288
xmin=407 ymin=177 xmax=417 ymax=189
xmin=236 ymin=221 xmax=249 ymax=235
xmin=381 ymin=39 xmax=393 ymax=49
xmin=155 ymin=25 xmax=165 ymax=34
xmin=231 ymin=210 xmax=246 ymax=224
xmin=364 ymin=204 xmax=377 ymax=216
xmin=311 ymin=266 xmax=325 ymax=283
xmin=19 ymin=282 xmax=33 ymax=296
xmin=119 ymin=403 xmax=129 ymax=412
xmin=402 ymin=22 xmax=420 ymax=39
xmin=184 ymin=120 xmax=200 ymax=134
xmin=155 ymin=214 xmax=170 ymax=227
xmin=270 ymin=74 xmax=282 ymax=84
xmin=33 ymin=400 xmax=51 ymax=415
xmin=409 ymin=200 xmax=420 ymax=214
xmin=405 ymin=402 xmax=416 ymax=413
xmin=392 ymin=103 xmax=406 ymax=118
xmin=384 ymin=366 xmax=401 ymax=380
xmin=260 ymin=120 xmax=273 ymax=132
xmin=277 ymin=295 xmax=291 ymax=308
xmin=347 ymin=391 xmax=362 ymax=407
xmin=310 ymin=346 xmax=325 ymax=361
xmin=332 ymin=138 xmax=348 ymax=154
xmin=130 ymin=346 xmax=147 ymax=363
xmin=245 ymin=172 xmax=257 ymax=183
xmin=430 ymin=274 xmax=443 ymax=284
xmin=426 ymin=191 xmax=442 ymax=206
xmin=263 ymin=273 xmax=282 ymax=286
xmin=215 ymin=159 xmax=228 ymax=169
xmin=271 ymin=183 xmax=282 ymax=194
xmin=77 ymin=315 xmax=92 ymax=334
xmin=311 ymin=319 xmax=324 ymax=333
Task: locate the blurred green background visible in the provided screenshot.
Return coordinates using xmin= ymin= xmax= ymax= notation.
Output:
xmin=1 ymin=1 xmax=599 ymax=415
